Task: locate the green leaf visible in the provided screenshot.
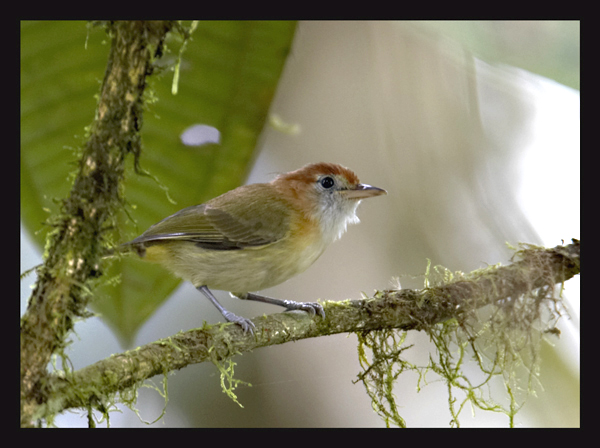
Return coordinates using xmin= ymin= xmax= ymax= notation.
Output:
xmin=419 ymin=21 xmax=580 ymax=90
xmin=21 ymin=21 xmax=297 ymax=346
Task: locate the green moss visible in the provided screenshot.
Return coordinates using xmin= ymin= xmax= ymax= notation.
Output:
xmin=208 ymin=347 xmax=252 ymax=408
xmin=120 ymin=374 xmax=169 ymax=425
xmin=355 ymin=329 xmax=413 ymax=427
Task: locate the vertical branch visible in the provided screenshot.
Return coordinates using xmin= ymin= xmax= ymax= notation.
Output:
xmin=20 ymin=21 xmax=175 ymax=427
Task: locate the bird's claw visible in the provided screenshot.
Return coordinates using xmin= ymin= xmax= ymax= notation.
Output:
xmin=223 ymin=311 xmax=256 ymax=334
xmin=284 ymin=300 xmax=326 ymax=319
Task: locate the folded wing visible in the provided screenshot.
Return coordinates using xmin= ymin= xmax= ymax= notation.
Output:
xmin=125 ymin=184 xmax=292 ymax=251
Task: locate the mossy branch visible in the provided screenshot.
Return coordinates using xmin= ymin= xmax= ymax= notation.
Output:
xmin=41 ymin=239 xmax=579 ymax=421
xmin=20 ymin=21 xmax=177 ymax=428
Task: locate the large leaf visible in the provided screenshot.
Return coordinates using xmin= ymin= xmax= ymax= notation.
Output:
xmin=21 ymin=21 xmax=297 ymax=346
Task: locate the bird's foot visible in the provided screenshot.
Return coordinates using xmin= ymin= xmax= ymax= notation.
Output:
xmin=280 ymin=299 xmax=326 ymax=318
xmin=222 ymin=310 xmax=256 ymax=334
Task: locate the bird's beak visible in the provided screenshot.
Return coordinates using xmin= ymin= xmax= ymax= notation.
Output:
xmin=343 ymin=183 xmax=387 ymax=199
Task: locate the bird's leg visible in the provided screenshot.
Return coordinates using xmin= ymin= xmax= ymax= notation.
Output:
xmin=232 ymin=292 xmax=325 ymax=318
xmin=197 ymin=285 xmax=256 ymax=334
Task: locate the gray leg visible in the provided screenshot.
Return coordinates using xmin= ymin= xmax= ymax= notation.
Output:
xmin=233 ymin=292 xmax=325 ymax=318
xmin=197 ymin=285 xmax=256 ymax=333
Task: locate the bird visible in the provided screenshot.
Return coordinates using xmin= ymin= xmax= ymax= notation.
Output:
xmin=123 ymin=162 xmax=386 ymax=333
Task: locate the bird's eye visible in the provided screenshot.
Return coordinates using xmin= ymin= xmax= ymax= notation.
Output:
xmin=319 ymin=176 xmax=335 ymax=189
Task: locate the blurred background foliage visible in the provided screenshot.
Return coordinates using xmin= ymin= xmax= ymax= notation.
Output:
xmin=21 ymin=21 xmax=579 ymax=427
xmin=422 ymin=21 xmax=579 ymax=90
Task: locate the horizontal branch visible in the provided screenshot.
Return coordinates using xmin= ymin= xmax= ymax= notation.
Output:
xmin=41 ymin=240 xmax=579 ymax=419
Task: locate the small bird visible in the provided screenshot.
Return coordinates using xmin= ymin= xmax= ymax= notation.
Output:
xmin=123 ymin=162 xmax=386 ymax=333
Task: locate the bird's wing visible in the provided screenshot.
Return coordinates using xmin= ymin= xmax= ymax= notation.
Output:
xmin=125 ymin=184 xmax=291 ymax=250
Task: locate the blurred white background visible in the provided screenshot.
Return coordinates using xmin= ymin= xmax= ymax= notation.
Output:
xmin=21 ymin=21 xmax=579 ymax=427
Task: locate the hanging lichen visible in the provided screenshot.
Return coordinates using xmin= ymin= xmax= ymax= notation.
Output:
xmin=355 ymin=243 xmax=574 ymax=427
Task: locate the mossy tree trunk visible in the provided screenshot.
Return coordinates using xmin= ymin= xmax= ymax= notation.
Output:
xmin=20 ymin=21 xmax=177 ymax=427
